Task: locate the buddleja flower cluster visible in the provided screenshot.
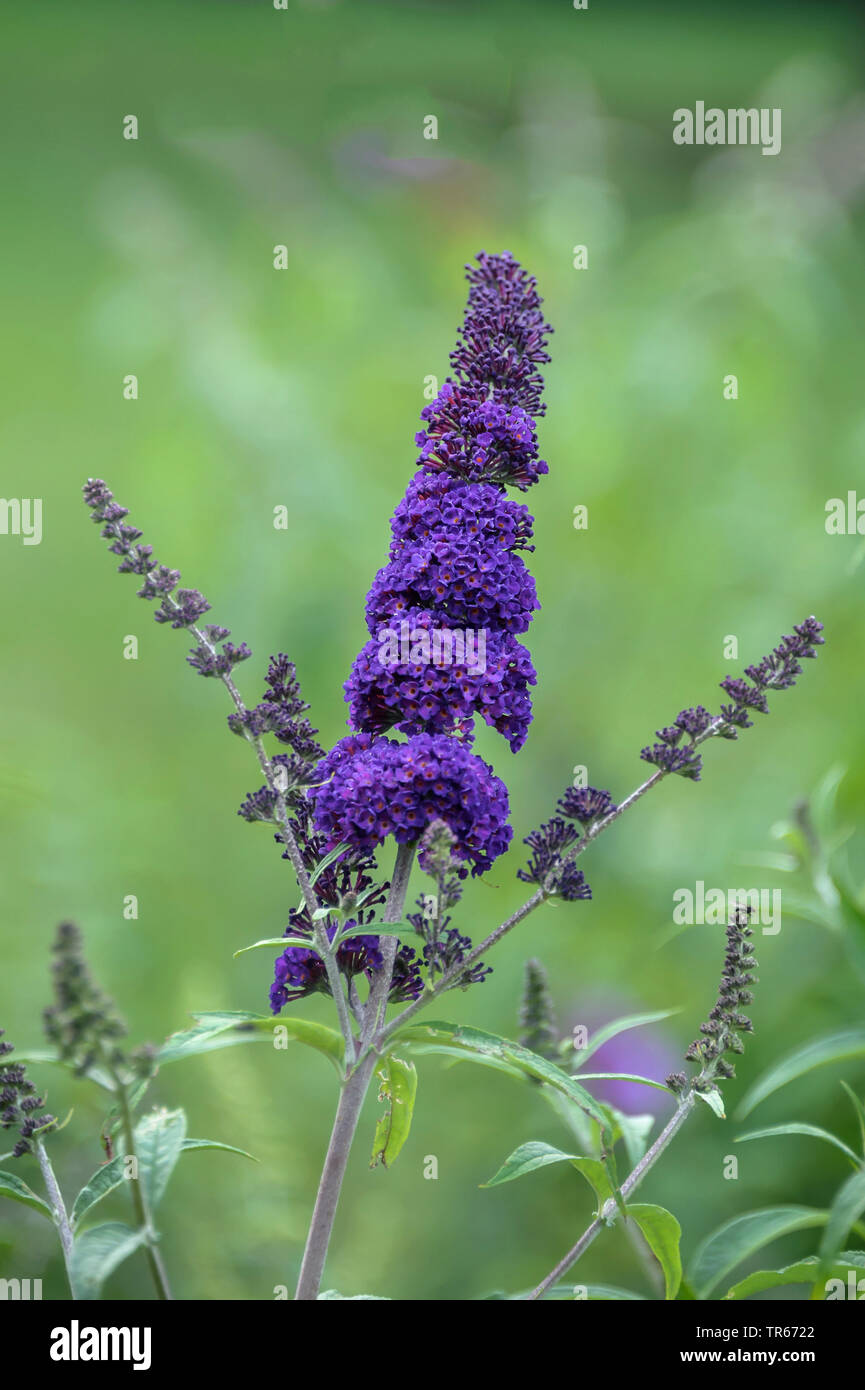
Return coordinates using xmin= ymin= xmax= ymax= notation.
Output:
xmin=266 ymin=253 xmax=553 ymax=1015
xmin=0 ymin=1031 xmax=56 ymax=1158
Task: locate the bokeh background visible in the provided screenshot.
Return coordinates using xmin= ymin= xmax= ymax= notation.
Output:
xmin=2 ymin=0 xmax=865 ymax=1300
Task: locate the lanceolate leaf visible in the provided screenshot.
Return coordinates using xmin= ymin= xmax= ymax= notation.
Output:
xmin=818 ymin=1168 xmax=865 ymax=1275
xmin=158 ymin=1011 xmax=344 ymax=1074
xmin=736 ymin=1123 xmax=861 ymax=1167
xmin=572 ymin=1009 xmax=681 ymax=1068
xmin=627 ymin=1204 xmax=682 ymax=1300
xmin=573 ymin=1072 xmax=673 ymax=1094
xmin=0 ymin=1169 xmax=54 ymax=1220
xmin=395 ymin=1021 xmax=607 ymax=1124
xmin=480 ymin=1141 xmax=611 ymax=1210
xmin=737 ymin=1029 xmax=865 ymax=1118
xmin=71 ymin=1137 xmax=257 ymax=1228
xmin=233 ymin=936 xmax=323 ymax=958
xmin=689 ymin=1206 xmax=828 ymax=1299
xmin=724 ymin=1252 xmax=865 ymax=1301
xmin=370 ymin=1057 xmax=417 ymax=1169
xmin=135 ymin=1108 xmax=187 ymax=1212
xmin=68 ymin=1222 xmax=148 ymax=1301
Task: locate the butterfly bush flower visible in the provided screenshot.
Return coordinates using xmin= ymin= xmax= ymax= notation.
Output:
xmin=667 ymin=905 xmax=758 ymax=1097
xmin=0 ymin=1031 xmax=56 ymax=1158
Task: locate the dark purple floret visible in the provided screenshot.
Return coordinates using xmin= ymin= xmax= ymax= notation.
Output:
xmin=346 ymin=615 xmax=536 ymax=752
xmin=640 ymin=742 xmax=703 ymax=780
xmin=416 ymin=383 xmax=548 ymax=491
xmin=557 ymin=786 xmax=617 ymax=825
xmin=674 ymin=706 xmax=714 ymax=738
xmin=310 ymin=732 xmax=512 ymax=876
xmin=449 ymin=250 xmax=553 ymax=417
xmin=517 ymin=818 xmax=592 ymax=901
xmin=0 ymin=1031 xmax=56 ymax=1158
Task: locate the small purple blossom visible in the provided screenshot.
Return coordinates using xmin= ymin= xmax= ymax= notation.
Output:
xmin=517 ymin=818 xmax=592 ymax=901
xmin=416 ymin=384 xmax=548 ymax=491
xmin=557 ymin=786 xmax=617 ymax=825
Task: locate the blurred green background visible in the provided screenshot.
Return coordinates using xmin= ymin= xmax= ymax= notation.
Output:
xmin=2 ymin=0 xmax=865 ymax=1300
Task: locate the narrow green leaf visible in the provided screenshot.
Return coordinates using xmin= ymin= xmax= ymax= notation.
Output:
xmin=135 ymin=1108 xmax=187 ymax=1212
xmin=181 ymin=1138 xmax=257 ymax=1161
xmin=690 ymin=1206 xmax=828 ymax=1298
xmin=370 ymin=1057 xmax=417 ymax=1169
xmin=0 ymin=1169 xmax=53 ymax=1220
xmin=71 ymin=1155 xmax=126 ymax=1230
xmin=608 ymin=1111 xmax=655 ymax=1168
xmin=724 ymin=1252 xmax=865 ymax=1300
xmin=737 ymin=1029 xmax=865 ymax=1118
xmin=574 ymin=1072 xmax=673 ymax=1094
xmin=572 ymin=1009 xmax=681 ymax=1068
xmin=818 ymin=1168 xmax=865 ymax=1275
xmin=335 ymin=922 xmax=412 ymax=943
xmin=395 ymin=1021 xmax=607 ymax=1124
xmin=233 ymin=935 xmax=320 ymax=958
xmin=627 ymin=1203 xmax=682 ymax=1300
xmin=309 ymin=842 xmax=353 ymax=886
xmin=6 ymin=1048 xmax=115 ymax=1093
xmin=840 ymin=1081 xmax=865 ymax=1157
xmin=736 ymin=1123 xmax=861 ymax=1167
xmin=68 ymin=1221 xmax=148 ymax=1301
xmin=158 ymin=1010 xmax=344 ymax=1074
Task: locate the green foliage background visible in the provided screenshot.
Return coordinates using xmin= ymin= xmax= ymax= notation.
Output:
xmin=1 ymin=0 xmax=864 ymax=1299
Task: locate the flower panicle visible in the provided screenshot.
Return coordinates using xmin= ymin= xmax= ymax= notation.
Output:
xmin=641 ymin=617 xmax=825 ymax=781
xmin=0 ymin=1031 xmax=57 ymax=1158
xmin=518 ymin=958 xmax=558 ymax=1060
xmin=667 ymin=903 xmax=758 ymax=1095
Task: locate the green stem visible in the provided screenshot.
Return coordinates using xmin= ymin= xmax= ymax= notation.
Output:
xmin=114 ymin=1077 xmax=173 ymax=1301
xmin=528 ymin=1094 xmax=695 ymax=1300
xmin=35 ymin=1139 xmax=76 ymax=1295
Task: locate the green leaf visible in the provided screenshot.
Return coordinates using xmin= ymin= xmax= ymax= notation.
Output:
xmin=724 ymin=1252 xmax=865 ymax=1300
xmin=696 ymin=1087 xmax=726 ymax=1119
xmin=572 ymin=1009 xmax=681 ymax=1068
xmin=818 ymin=1168 xmax=865 ymax=1275
xmin=135 ymin=1108 xmax=187 ymax=1212
xmin=627 ymin=1203 xmax=682 ymax=1300
xmin=573 ymin=1072 xmax=673 ymax=1094
xmin=608 ymin=1111 xmax=655 ymax=1168
xmin=158 ymin=1010 xmax=344 ymax=1074
xmin=68 ymin=1221 xmax=148 ymax=1301
xmin=181 ymin=1138 xmax=257 ymax=1161
xmin=737 ymin=1028 xmax=865 ymax=1118
xmin=335 ymin=922 xmax=412 ymax=943
xmin=0 ymin=1169 xmax=54 ymax=1220
xmin=736 ymin=1123 xmax=861 ymax=1167
xmin=233 ymin=935 xmax=321 ymax=958
xmin=71 ymin=1155 xmax=126 ymax=1230
xmin=370 ymin=1057 xmax=417 ymax=1169
xmin=5 ymin=1047 xmax=115 ymax=1093
xmin=309 ymin=842 xmax=353 ymax=887
xmin=71 ymin=1136 xmax=257 ymax=1230
xmin=840 ymin=1081 xmax=865 ymax=1157
xmin=395 ymin=1021 xmax=607 ymax=1124
xmin=479 ymin=1141 xmax=611 ymax=1210
xmin=690 ymin=1206 xmax=828 ymax=1299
